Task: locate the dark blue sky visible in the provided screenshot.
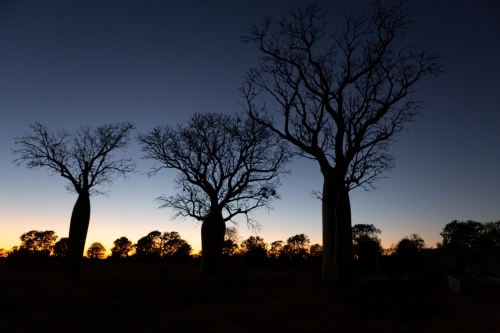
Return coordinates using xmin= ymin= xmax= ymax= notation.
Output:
xmin=1 ymin=0 xmax=499 ymax=253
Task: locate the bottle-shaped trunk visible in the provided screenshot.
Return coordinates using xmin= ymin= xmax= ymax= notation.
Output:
xmin=64 ymin=191 xmax=91 ymax=277
xmin=321 ymin=169 xmax=353 ymax=286
xmin=200 ymin=209 xmax=226 ymax=275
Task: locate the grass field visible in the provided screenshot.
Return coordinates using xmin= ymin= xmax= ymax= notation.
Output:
xmin=1 ymin=258 xmax=499 ymax=332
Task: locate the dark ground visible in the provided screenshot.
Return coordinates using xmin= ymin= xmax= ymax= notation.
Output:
xmin=1 ymin=258 xmax=499 ymax=333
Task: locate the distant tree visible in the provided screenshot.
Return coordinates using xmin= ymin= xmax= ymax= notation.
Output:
xmin=86 ymin=242 xmax=106 ymax=259
xmin=394 ymin=234 xmax=425 ymax=255
xmin=241 ymin=1 xmax=442 ymax=285
xmin=352 ymin=224 xmax=383 ymax=263
xmin=19 ymin=230 xmax=58 ymax=259
xmin=133 ymin=231 xmax=192 ymax=260
xmin=0 ymin=248 xmax=7 ymax=258
xmin=13 ymin=122 xmax=135 ymax=277
xmin=482 ymin=221 xmax=500 ymax=248
xmin=161 ymin=231 xmax=192 ymax=259
xmin=309 ymin=244 xmax=323 ymax=259
xmin=283 ymin=234 xmax=310 ymax=260
xmin=240 ymin=236 xmax=268 ymax=265
xmin=440 ymin=220 xmax=500 ymax=249
xmin=110 ymin=237 xmax=134 ymax=259
xmin=137 ymin=113 xmax=290 ymax=275
xmin=170 ymin=242 xmax=193 ymax=261
xmin=53 ymin=237 xmax=69 ymax=258
xmin=268 ymin=240 xmax=285 ymax=259
xmin=352 ymin=224 xmax=381 ymax=240
xmin=134 ymin=231 xmax=162 ymax=260
xmin=393 ymin=234 xmax=425 ymax=270
xmin=240 ymin=236 xmax=268 ymax=253
xmin=222 ymin=239 xmax=239 ymax=257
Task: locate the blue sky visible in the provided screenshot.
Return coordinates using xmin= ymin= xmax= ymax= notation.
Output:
xmin=1 ymin=0 xmax=499 ymax=253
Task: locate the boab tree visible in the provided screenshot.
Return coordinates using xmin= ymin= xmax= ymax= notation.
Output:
xmin=137 ymin=113 xmax=290 ymax=275
xmin=13 ymin=122 xmax=135 ymax=277
xmin=241 ymin=1 xmax=442 ymax=285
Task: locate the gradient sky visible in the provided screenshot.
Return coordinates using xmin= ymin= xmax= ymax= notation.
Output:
xmin=1 ymin=0 xmax=499 ymax=254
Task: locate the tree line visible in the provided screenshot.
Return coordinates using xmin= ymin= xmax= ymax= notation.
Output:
xmin=10 ymin=1 xmax=443 ymax=286
xmin=3 ymin=220 xmax=498 ymax=267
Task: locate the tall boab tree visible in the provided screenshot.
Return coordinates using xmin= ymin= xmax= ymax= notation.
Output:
xmin=137 ymin=113 xmax=290 ymax=275
xmin=13 ymin=122 xmax=135 ymax=277
xmin=241 ymin=1 xmax=442 ymax=285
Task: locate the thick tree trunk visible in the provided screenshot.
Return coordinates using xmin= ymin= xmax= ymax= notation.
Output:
xmin=64 ymin=191 xmax=91 ymax=277
xmin=201 ymin=210 xmax=226 ymax=275
xmin=321 ymin=169 xmax=353 ymax=286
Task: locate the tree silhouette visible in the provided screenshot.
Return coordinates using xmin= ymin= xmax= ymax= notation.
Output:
xmin=0 ymin=249 xmax=6 ymax=258
xmin=241 ymin=1 xmax=442 ymax=285
xmin=133 ymin=231 xmax=192 ymax=260
xmin=309 ymin=244 xmax=323 ymax=259
xmin=283 ymin=234 xmax=310 ymax=260
xmin=352 ymin=224 xmax=383 ymax=272
xmin=19 ymin=230 xmax=58 ymax=259
xmin=53 ymin=237 xmax=69 ymax=258
xmin=240 ymin=236 xmax=268 ymax=265
xmin=439 ymin=220 xmax=500 ymax=249
xmin=482 ymin=221 xmax=500 ymax=248
xmin=393 ymin=234 xmax=425 ymax=270
xmin=13 ymin=122 xmax=135 ymax=277
xmin=352 ymin=225 xmax=383 ymax=258
xmin=86 ymin=242 xmax=106 ymax=259
xmin=134 ymin=231 xmax=162 ymax=260
xmin=137 ymin=113 xmax=290 ymax=275
xmin=394 ymin=234 xmax=425 ymax=254
xmin=268 ymin=240 xmax=285 ymax=259
xmin=110 ymin=236 xmax=134 ymax=259
xmin=161 ymin=231 xmax=192 ymax=260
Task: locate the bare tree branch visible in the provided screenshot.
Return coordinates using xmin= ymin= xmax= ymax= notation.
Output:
xmin=137 ymin=113 xmax=291 ymax=230
xmin=241 ymin=1 xmax=443 ymax=190
xmin=12 ymin=122 xmax=136 ymax=196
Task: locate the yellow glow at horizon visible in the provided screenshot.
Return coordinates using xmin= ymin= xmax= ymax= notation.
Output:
xmin=1 ymin=216 xmax=441 ymax=254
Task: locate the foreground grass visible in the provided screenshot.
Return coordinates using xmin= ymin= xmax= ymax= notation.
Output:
xmin=0 ymin=259 xmax=499 ymax=333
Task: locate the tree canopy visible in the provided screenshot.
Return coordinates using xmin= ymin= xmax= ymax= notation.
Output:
xmin=137 ymin=113 xmax=290 ymax=228
xmin=13 ymin=122 xmax=136 ymax=196
xmin=133 ymin=231 xmax=192 ymax=260
xmin=19 ymin=230 xmax=58 ymax=258
xmin=352 ymin=224 xmax=383 ymax=262
xmin=110 ymin=237 xmax=134 ymax=259
xmin=440 ymin=220 xmax=500 ymax=249
xmin=86 ymin=242 xmax=106 ymax=259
